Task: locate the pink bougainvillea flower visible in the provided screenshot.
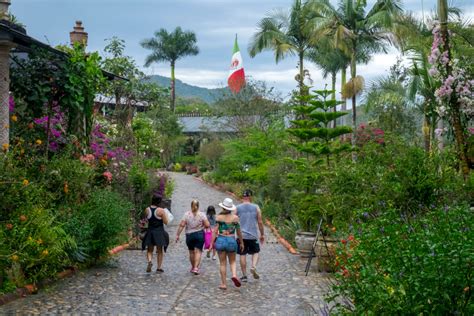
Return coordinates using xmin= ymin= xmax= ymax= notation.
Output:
xmin=103 ymin=171 xmax=113 ymax=182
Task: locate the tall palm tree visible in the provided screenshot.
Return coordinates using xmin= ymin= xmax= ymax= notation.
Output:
xmin=141 ymin=27 xmax=199 ymax=112
xmin=249 ymin=0 xmax=314 ymax=97
xmin=307 ymin=39 xmax=349 ymax=127
xmin=307 ymin=0 xmax=403 ymax=151
xmin=397 ymin=13 xmax=437 ymax=152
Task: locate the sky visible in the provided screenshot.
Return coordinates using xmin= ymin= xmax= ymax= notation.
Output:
xmin=11 ymin=0 xmax=474 ymax=99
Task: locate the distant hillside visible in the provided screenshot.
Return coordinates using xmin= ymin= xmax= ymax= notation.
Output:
xmin=145 ymin=75 xmax=227 ymax=104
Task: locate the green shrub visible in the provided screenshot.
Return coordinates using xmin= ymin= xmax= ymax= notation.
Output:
xmin=173 ymin=162 xmax=182 ymax=172
xmin=128 ymin=164 xmax=149 ymax=193
xmin=329 ymin=206 xmax=474 ymax=314
xmin=64 ymin=190 xmax=132 ymax=262
xmin=1 ymin=207 xmax=76 ymax=286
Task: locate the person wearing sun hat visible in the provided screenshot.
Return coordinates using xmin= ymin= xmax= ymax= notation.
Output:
xmin=211 ymin=197 xmax=244 ymax=290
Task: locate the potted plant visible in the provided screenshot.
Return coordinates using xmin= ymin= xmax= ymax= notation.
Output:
xmin=287 ymin=88 xmax=351 ymax=270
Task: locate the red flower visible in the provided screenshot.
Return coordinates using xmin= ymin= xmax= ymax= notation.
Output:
xmin=341 ymin=239 xmax=347 ymax=244
xmin=348 ymin=235 xmax=355 ymax=242
xmin=6 ymin=223 xmax=13 ymax=230
xmin=19 ymin=215 xmax=27 ymax=222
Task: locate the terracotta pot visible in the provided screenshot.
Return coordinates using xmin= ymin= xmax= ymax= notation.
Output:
xmin=295 ymin=231 xmax=316 ymax=258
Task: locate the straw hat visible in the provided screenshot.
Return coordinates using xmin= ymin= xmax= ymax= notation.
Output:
xmin=219 ymin=197 xmax=236 ymax=212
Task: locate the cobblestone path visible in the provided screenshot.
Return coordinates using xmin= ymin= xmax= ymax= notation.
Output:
xmin=0 ymin=173 xmax=330 ymax=315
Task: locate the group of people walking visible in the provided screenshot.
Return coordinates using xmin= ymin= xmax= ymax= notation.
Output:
xmin=141 ymin=190 xmax=265 ymax=290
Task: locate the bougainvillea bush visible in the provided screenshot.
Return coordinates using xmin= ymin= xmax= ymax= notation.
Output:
xmin=329 ymin=206 xmax=473 ymax=315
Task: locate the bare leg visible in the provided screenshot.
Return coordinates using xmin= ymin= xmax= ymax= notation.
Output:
xmin=194 ymin=249 xmax=202 ymax=269
xmin=218 ymin=251 xmax=227 ymax=288
xmin=188 ymin=250 xmax=195 ymax=269
xmin=251 ymin=253 xmax=259 ymax=269
xmin=240 ymin=254 xmax=247 ymax=276
xmin=228 ymin=252 xmax=237 ymax=278
xmin=156 ymin=247 xmax=163 ymax=270
xmin=147 ymin=246 xmax=154 ymax=263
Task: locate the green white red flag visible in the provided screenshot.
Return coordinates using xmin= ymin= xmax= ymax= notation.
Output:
xmin=227 ymin=35 xmax=245 ymax=93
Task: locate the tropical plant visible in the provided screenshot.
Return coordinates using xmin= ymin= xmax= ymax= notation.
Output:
xmin=329 ymin=206 xmax=473 ymax=314
xmin=307 ymin=38 xmax=347 ymax=104
xmin=141 ymin=27 xmax=199 ymax=112
xmin=307 ymin=0 xmax=403 ymax=151
xmin=286 ymin=89 xmax=352 ymax=230
xmin=363 ymin=60 xmax=420 ymax=140
xmin=249 ymin=0 xmax=314 ymax=97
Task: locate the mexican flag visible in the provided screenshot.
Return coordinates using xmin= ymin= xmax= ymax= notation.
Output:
xmin=227 ymin=35 xmax=245 ymax=93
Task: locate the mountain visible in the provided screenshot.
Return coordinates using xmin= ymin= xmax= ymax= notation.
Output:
xmin=145 ymin=75 xmax=227 ymax=104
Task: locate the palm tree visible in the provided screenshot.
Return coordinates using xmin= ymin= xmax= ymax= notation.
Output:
xmin=141 ymin=27 xmax=199 ymax=112
xmin=249 ymin=0 xmax=314 ymax=97
xmin=307 ymin=39 xmax=349 ymax=127
xmin=307 ymin=0 xmax=403 ymax=152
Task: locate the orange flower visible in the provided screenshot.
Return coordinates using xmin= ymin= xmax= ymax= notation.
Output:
xmin=5 ymin=223 xmax=13 ymax=230
xmin=331 ymin=227 xmax=336 ymax=232
xmin=63 ymin=181 xmax=69 ymax=194
xmin=27 ymin=122 xmax=34 ymax=129
xmin=2 ymin=143 xmax=8 ymax=152
xmin=35 ymin=139 xmax=42 ymax=145
xmin=19 ymin=215 xmax=27 ymax=222
xmin=464 ymin=287 xmax=470 ymax=292
xmin=22 ymin=179 xmax=29 ymax=186
xmin=11 ymin=254 xmax=19 ymax=262
xmin=36 ymin=239 xmax=43 ymax=245
xmin=348 ymin=235 xmax=355 ymax=242
xmin=11 ymin=115 xmax=17 ymax=122
xmin=41 ymin=249 xmax=49 ymax=256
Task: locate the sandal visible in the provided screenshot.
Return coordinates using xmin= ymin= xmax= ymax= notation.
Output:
xmin=231 ymin=276 xmax=241 ymax=287
xmin=250 ymin=267 xmax=260 ymax=279
xmin=146 ymin=261 xmax=152 ymax=273
xmin=156 ymin=268 xmax=164 ymax=273
xmin=192 ymin=268 xmax=200 ymax=275
xmin=218 ymin=285 xmax=227 ymax=290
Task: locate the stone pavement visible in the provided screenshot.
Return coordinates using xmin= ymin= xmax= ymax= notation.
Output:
xmin=0 ymin=173 xmax=331 ymax=315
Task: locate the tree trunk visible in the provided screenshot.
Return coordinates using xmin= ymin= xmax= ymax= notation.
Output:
xmin=341 ymin=67 xmax=347 ymax=126
xmin=331 ymin=71 xmax=337 ymax=128
xmin=438 ymin=0 xmax=470 ymax=177
xmin=0 ymin=44 xmax=12 ymax=152
xmin=423 ymin=110 xmax=431 ymax=153
xmin=170 ymin=61 xmax=176 ymax=113
xmin=350 ymin=52 xmax=357 ymax=161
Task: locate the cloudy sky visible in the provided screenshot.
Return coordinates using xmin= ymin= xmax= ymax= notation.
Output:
xmin=11 ymin=0 xmax=474 ymax=98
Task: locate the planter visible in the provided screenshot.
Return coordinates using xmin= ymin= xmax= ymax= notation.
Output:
xmin=314 ymin=236 xmax=337 ymax=272
xmin=295 ymin=232 xmax=338 ymax=272
xmin=295 ymin=231 xmax=316 ymax=258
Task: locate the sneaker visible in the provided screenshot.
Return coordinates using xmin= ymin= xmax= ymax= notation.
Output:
xmin=250 ymin=267 xmax=260 ymax=279
xmin=206 ymin=251 xmax=211 ymax=258
xmin=192 ymin=268 xmax=200 ymax=275
xmin=212 ymin=256 xmax=216 ymax=261
xmin=146 ymin=261 xmax=152 ymax=273
xmin=240 ymin=275 xmax=248 ymax=283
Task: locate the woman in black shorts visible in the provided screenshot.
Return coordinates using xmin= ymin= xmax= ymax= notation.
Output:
xmin=176 ymin=200 xmax=210 ymax=275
